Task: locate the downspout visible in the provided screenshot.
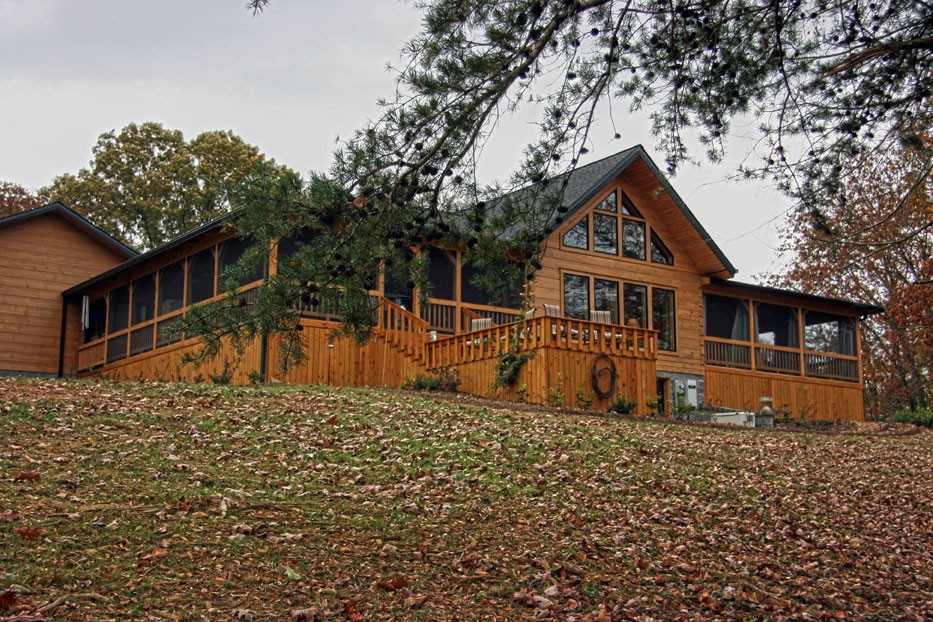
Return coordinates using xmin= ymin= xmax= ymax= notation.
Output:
xmin=57 ymin=295 xmax=68 ymax=377
xmin=259 ymin=254 xmax=269 ymax=382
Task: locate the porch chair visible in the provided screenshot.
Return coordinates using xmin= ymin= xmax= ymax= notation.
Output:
xmin=589 ymin=309 xmax=613 ymax=344
xmin=589 ymin=309 xmax=612 ymax=324
xmin=470 ymin=317 xmax=493 ymax=331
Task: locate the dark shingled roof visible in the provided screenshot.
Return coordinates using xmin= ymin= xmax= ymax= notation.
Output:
xmin=0 ymin=202 xmax=137 ymax=259
xmin=62 ymin=210 xmax=236 ymax=297
xmin=489 ymin=145 xmax=736 ymax=276
xmin=708 ymin=278 xmax=884 ymax=316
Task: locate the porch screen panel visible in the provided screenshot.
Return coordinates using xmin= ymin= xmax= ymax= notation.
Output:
xmin=427 ymin=248 xmax=455 ymax=300
xmin=131 ymin=274 xmax=156 ymax=325
xmin=652 ymin=288 xmax=676 ymax=351
xmin=84 ymin=297 xmax=106 ymax=343
xmin=704 ymin=294 xmax=749 ymax=340
xmin=108 ymin=285 xmax=130 ymax=334
xmin=158 ymin=262 xmax=184 ymax=315
xmin=755 ymin=303 xmax=798 ymax=347
xmin=187 ymin=248 xmax=216 ymax=305
xmin=623 ymin=283 xmax=648 ymax=328
xmin=593 ymin=213 xmax=618 ymax=254
xmin=218 ymin=237 xmax=263 ymax=289
xmin=563 ymin=274 xmax=589 ymax=319
xmin=804 ymin=311 xmax=855 ymax=355
xmin=594 ymin=279 xmax=620 ymax=324
xmin=277 ymin=229 xmax=317 ymax=263
xmin=384 ymin=272 xmax=413 ymax=311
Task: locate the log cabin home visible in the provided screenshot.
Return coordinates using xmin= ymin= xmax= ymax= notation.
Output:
xmin=0 ymin=203 xmax=135 ymax=377
xmin=8 ymin=147 xmax=882 ymax=420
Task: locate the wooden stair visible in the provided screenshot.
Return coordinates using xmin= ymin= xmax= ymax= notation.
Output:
xmin=373 ymin=298 xmax=430 ymax=363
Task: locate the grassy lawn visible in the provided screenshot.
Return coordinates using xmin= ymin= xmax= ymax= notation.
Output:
xmin=1 ymin=378 xmax=931 ymax=621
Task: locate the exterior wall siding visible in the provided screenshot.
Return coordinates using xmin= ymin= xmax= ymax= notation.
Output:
xmin=0 ymin=213 xmax=127 ymax=375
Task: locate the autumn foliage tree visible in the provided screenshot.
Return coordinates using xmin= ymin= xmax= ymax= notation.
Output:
xmin=776 ymin=138 xmax=932 ymax=416
xmin=43 ymin=122 xmax=286 ymax=251
xmin=0 ymin=182 xmax=43 ymax=218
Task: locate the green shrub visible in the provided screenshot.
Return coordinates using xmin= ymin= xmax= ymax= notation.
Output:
xmin=494 ymin=351 xmax=531 ymax=388
xmin=607 ymin=396 xmax=637 ymax=415
xmin=893 ymin=406 xmax=933 ymax=428
xmin=403 ymin=374 xmax=441 ymax=391
xmin=576 ymin=388 xmax=595 ymax=411
xmin=403 ymin=368 xmax=461 ymax=392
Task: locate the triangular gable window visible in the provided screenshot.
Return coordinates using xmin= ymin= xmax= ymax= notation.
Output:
xmin=596 ymin=191 xmax=617 ymax=212
xmin=650 ymin=230 xmax=673 ymax=265
xmin=619 ymin=190 xmax=642 ymax=217
xmin=563 ymin=215 xmax=589 ymax=250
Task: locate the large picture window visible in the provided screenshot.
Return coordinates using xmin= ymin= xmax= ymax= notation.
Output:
xmin=623 ymin=283 xmax=648 ymax=328
xmin=652 ymin=288 xmax=676 ymax=351
xmin=593 ymin=213 xmax=618 ymax=255
xmin=622 ymin=219 xmax=646 ymax=260
xmin=563 ymin=274 xmax=590 ymax=319
xmin=594 ymin=279 xmax=620 ymax=324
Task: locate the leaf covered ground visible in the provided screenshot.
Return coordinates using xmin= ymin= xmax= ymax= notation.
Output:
xmin=1 ymin=378 xmax=931 ymax=621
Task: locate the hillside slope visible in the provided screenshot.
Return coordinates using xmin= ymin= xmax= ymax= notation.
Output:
xmin=1 ymin=379 xmax=931 ymax=621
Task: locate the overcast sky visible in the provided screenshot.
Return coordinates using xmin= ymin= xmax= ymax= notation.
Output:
xmin=0 ymin=0 xmax=792 ymax=279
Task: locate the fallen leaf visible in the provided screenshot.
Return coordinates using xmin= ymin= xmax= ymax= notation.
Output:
xmin=137 ymin=546 xmax=169 ymax=566
xmin=13 ymin=526 xmax=40 ymax=539
xmin=0 ymin=589 xmax=18 ymax=611
xmin=290 ymin=607 xmax=320 ymax=621
xmin=14 ymin=472 xmax=40 ymax=482
xmin=375 ymin=575 xmax=411 ymax=591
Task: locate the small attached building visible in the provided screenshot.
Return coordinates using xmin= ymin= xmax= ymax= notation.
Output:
xmin=0 ymin=203 xmax=135 ymax=377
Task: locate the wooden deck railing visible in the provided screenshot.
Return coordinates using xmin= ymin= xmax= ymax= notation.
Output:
xmin=805 ymin=352 xmax=859 ymax=382
xmin=426 ymin=315 xmax=658 ymax=369
xmin=374 ymin=298 xmax=430 ymax=359
xmin=705 ymin=339 xmax=752 ymax=369
xmin=420 ymin=299 xmax=521 ymax=334
xmin=704 ymin=336 xmax=859 ymax=382
xmin=755 ymin=344 xmax=801 ymax=375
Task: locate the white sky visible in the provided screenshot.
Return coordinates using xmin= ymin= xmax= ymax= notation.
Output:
xmin=0 ymin=0 xmax=791 ymax=280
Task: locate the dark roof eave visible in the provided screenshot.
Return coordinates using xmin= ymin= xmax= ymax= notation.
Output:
xmin=0 ymin=202 xmax=136 ymax=259
xmin=633 ymin=150 xmax=737 ymax=277
xmin=707 ymin=278 xmax=885 ymax=316
xmin=62 ymin=210 xmax=240 ymax=297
